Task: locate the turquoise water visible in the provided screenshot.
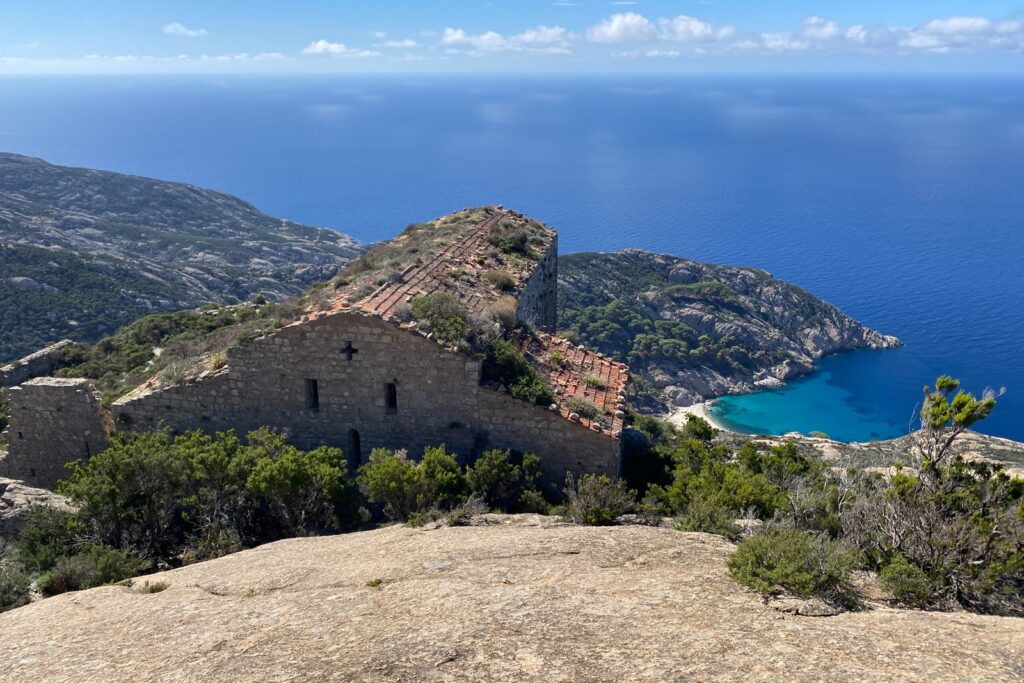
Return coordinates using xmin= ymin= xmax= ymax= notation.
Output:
xmin=0 ymin=76 xmax=1021 ymax=440
xmin=709 ymin=349 xmax=932 ymax=442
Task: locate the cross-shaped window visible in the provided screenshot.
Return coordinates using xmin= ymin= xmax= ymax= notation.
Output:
xmin=341 ymin=341 xmax=359 ymax=361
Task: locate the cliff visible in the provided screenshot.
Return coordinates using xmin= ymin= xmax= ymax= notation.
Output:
xmin=558 ymin=250 xmax=900 ymax=410
xmin=0 ymin=516 xmax=1020 ymax=682
xmin=0 ymin=153 xmax=360 ymax=361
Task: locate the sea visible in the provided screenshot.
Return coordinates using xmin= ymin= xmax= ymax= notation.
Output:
xmin=1 ymin=74 xmax=1021 ymax=442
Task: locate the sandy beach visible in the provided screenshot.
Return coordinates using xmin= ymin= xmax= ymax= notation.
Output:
xmin=668 ymin=400 xmax=731 ymax=431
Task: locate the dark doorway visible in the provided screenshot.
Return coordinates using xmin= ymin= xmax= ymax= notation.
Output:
xmin=385 ymin=382 xmax=398 ymax=414
xmin=348 ymin=429 xmax=362 ymax=469
xmin=305 ymin=378 xmax=320 ymax=413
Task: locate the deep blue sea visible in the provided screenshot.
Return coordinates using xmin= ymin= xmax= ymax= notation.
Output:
xmin=1 ymin=75 xmax=1021 ymax=441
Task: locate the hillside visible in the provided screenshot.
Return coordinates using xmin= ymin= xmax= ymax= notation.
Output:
xmin=0 ymin=516 xmax=1020 ymax=682
xmin=0 ymin=153 xmax=360 ymax=361
xmin=558 ymin=250 xmax=900 ymax=410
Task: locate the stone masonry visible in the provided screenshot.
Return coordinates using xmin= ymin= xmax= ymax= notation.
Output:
xmin=1 ymin=340 xmax=74 ymax=389
xmin=112 ymin=311 xmax=621 ymax=485
xmin=2 ymin=378 xmax=109 ymax=489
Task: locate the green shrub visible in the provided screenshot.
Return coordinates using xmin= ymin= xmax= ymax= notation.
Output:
xmin=727 ymin=528 xmax=859 ymax=609
xmin=0 ymin=561 xmax=31 ymax=613
xmin=879 ymin=555 xmax=934 ymax=609
xmin=38 ymin=545 xmax=147 ymax=597
xmin=482 ymin=339 xmax=554 ymax=406
xmin=682 ymin=414 xmax=717 ymax=442
xmin=357 ymin=445 xmax=467 ymax=521
xmin=246 ymin=431 xmax=358 ymax=536
xmin=487 ymin=228 xmax=533 ymax=258
xmin=137 ymin=581 xmax=170 ymax=594
xmin=563 ymin=474 xmax=635 ymax=526
xmin=583 ymin=374 xmax=607 ymax=390
xmin=12 ymin=506 xmax=83 ymax=575
xmin=466 ymin=449 xmax=544 ymax=512
xmin=419 ymin=445 xmax=468 ymax=510
xmin=358 ymin=449 xmax=423 ymax=521
xmin=675 ymin=498 xmax=741 ymax=541
xmin=483 ymin=270 xmax=516 ymax=292
xmin=410 ymin=293 xmax=469 ymax=345
xmin=566 ymin=397 xmax=601 ymax=419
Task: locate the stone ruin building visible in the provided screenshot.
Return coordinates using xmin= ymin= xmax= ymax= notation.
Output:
xmin=1 ymin=207 xmax=629 ymax=490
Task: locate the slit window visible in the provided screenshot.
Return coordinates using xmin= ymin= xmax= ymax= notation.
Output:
xmin=305 ymin=379 xmax=320 ymax=413
xmin=385 ymin=382 xmax=398 ymax=415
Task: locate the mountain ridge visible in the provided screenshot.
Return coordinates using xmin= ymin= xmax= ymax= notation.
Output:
xmin=0 ymin=153 xmax=360 ymax=361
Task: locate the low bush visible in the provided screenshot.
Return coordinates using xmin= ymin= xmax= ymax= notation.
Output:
xmin=562 ymin=474 xmax=635 ymax=526
xmin=38 ymin=545 xmax=147 ymax=597
xmin=137 ymin=581 xmax=170 ymax=594
xmin=727 ymin=528 xmax=859 ymax=609
xmin=675 ymin=498 xmax=741 ymax=541
xmin=466 ymin=449 xmax=545 ymax=512
xmin=12 ymin=506 xmax=83 ymax=575
xmin=483 ymin=270 xmax=516 ymax=292
xmin=357 ymin=445 xmax=467 ymax=521
xmin=410 ymin=293 xmax=469 ymax=345
xmin=879 ymin=555 xmax=934 ymax=609
xmin=482 ymin=339 xmax=555 ymax=406
xmin=0 ymin=561 xmax=30 ymax=613
xmin=566 ymin=397 xmax=601 ymax=419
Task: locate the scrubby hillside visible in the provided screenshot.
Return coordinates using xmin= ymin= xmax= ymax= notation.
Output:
xmin=558 ymin=250 xmax=899 ymax=410
xmin=0 ymin=153 xmax=360 ymax=361
xmin=0 ymin=517 xmax=1020 ymax=682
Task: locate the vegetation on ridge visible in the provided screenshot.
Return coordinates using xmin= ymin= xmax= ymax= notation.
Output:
xmin=0 ymin=153 xmax=359 ymax=362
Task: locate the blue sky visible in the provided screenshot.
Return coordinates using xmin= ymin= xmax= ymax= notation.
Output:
xmin=1 ymin=1 xmax=1023 ymax=73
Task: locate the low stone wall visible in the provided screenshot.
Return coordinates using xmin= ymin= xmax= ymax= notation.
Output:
xmin=2 ymin=378 xmax=109 ymax=490
xmin=0 ymin=340 xmax=74 ymax=388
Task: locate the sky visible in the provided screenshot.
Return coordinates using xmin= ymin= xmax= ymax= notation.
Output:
xmin=1 ymin=1 xmax=1023 ymax=74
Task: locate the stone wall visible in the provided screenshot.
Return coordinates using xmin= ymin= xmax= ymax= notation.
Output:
xmin=1 ymin=340 xmax=74 ymax=388
xmin=477 ymin=389 xmax=621 ymax=484
xmin=2 ymin=378 xmax=109 ymax=489
xmin=114 ymin=311 xmax=619 ymax=482
xmin=516 ymin=236 xmax=558 ymax=333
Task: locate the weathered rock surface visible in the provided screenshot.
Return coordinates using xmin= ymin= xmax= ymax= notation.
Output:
xmin=0 ymin=473 xmax=70 ymax=554
xmin=1 ymin=516 xmax=1020 ymax=682
xmin=559 ymin=250 xmax=899 ymax=410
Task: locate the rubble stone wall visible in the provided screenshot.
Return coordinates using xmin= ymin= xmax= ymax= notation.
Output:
xmin=516 ymin=236 xmax=558 ymax=333
xmin=2 ymin=378 xmax=109 ymax=489
xmin=1 ymin=340 xmax=74 ymax=388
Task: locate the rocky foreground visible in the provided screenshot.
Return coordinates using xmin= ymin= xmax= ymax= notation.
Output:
xmin=1 ymin=516 xmax=1020 ymax=682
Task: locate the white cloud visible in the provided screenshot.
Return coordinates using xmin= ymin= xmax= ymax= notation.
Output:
xmin=587 ymin=13 xmax=656 ymax=43
xmin=589 ymin=13 xmax=733 ymax=44
xmin=799 ymin=17 xmax=841 ymax=41
xmin=727 ymin=14 xmax=1024 ymax=55
xmin=302 ymin=40 xmax=380 ymax=58
xmin=163 ymin=22 xmax=208 ymax=38
xmin=514 ymin=25 xmax=572 ymax=45
xmin=378 ymin=39 xmax=419 ymax=49
xmin=442 ymin=25 xmax=573 ymax=54
xmin=442 ymin=28 xmax=509 ymax=51
xmin=658 ymin=16 xmax=732 ymax=42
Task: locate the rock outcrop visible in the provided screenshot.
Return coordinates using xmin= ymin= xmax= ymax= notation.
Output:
xmin=559 ymin=250 xmax=899 ymax=410
xmin=0 ymin=474 xmax=70 ymax=554
xmin=1 ymin=516 xmax=1020 ymax=682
